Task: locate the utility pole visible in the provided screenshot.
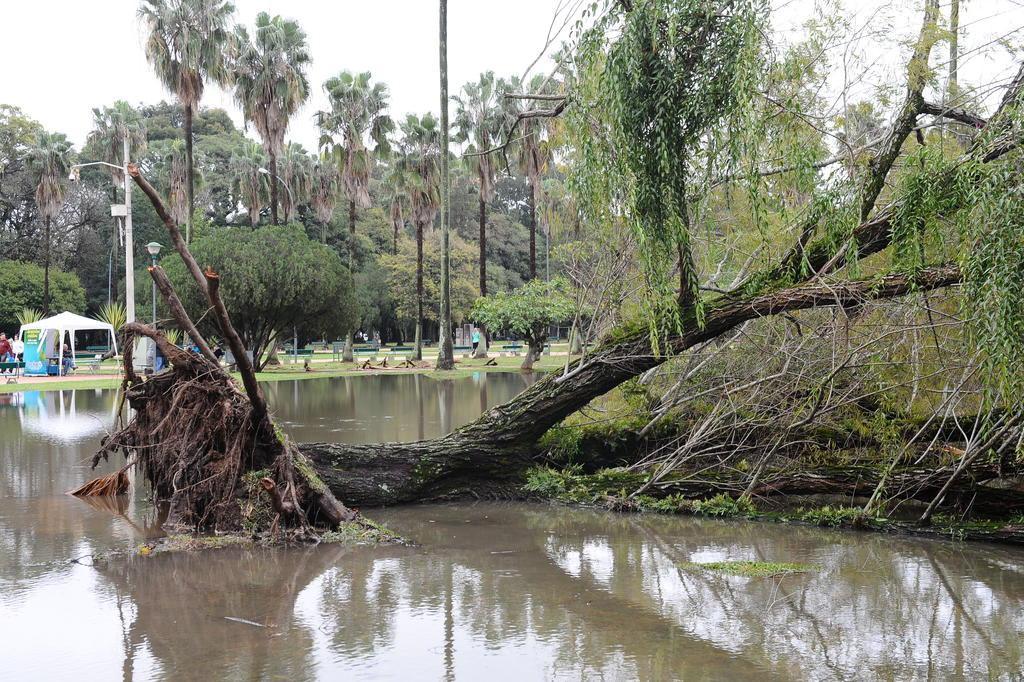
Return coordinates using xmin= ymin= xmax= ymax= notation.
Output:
xmin=123 ymin=136 xmax=135 ymax=325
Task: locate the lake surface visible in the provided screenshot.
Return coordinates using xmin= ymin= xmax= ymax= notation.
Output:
xmin=1 ymin=374 xmax=1023 ymax=680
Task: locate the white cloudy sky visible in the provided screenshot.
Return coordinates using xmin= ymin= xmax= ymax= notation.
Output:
xmin=2 ymin=0 xmax=1023 ymax=153
xmin=0 ymin=0 xmax=570 ymax=151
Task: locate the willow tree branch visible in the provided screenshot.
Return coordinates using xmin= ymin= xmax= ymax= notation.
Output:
xmin=921 ymin=101 xmax=987 ymax=128
xmin=465 ymin=98 xmax=568 ymax=159
xmin=859 ymin=0 xmax=941 ymax=220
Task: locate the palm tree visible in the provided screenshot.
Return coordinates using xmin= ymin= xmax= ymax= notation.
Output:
xmin=500 ymin=73 xmax=554 ymax=280
xmin=454 ymin=71 xmax=502 ymax=357
xmin=29 ymin=132 xmax=72 ymax=314
xmin=86 ymin=101 xmax=147 ymax=195
xmin=317 ymin=70 xmax=393 ymax=362
xmin=310 ymin=159 xmax=339 ymax=243
xmin=279 ymin=142 xmax=313 ymax=222
xmin=397 ymin=114 xmax=442 ymax=361
xmin=231 ymin=12 xmax=311 ymax=226
xmin=384 ymin=163 xmax=410 ymax=256
xmin=230 ymin=141 xmax=269 ymax=226
xmin=139 ymin=0 xmax=235 ymax=242
xmin=436 ymin=0 xmax=454 ymax=370
xmin=153 ymin=138 xmax=189 ymax=227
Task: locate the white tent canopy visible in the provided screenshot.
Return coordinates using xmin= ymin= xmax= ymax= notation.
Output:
xmin=19 ymin=311 xmax=119 ymax=372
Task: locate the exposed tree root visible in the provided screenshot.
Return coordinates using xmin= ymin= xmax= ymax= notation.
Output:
xmin=77 ymin=164 xmax=358 ymax=538
xmin=88 ymin=324 xmax=356 ymax=535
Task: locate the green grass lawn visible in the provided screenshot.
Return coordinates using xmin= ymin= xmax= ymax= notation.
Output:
xmin=0 ymin=351 xmax=571 ymax=394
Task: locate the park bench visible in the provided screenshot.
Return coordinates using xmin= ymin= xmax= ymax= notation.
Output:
xmin=0 ymin=361 xmax=24 ymax=384
xmin=453 ymin=344 xmax=473 ymax=356
xmin=85 ymin=345 xmax=110 ymax=353
xmin=354 ymin=347 xmax=379 ymax=359
xmin=499 ymin=343 xmax=524 ymax=356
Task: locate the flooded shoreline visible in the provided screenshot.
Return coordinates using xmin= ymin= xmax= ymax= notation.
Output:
xmin=2 ymin=376 xmax=1023 ymax=680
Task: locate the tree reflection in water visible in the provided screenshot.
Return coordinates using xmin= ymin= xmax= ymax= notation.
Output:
xmin=90 ymin=503 xmax=1023 ymax=680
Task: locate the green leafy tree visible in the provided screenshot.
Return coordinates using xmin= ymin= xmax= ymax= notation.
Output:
xmin=139 ymin=0 xmax=236 ymax=242
xmin=317 ymin=70 xmax=393 ymax=361
xmin=0 ymin=105 xmax=43 ymax=177
xmin=163 ymin=224 xmax=356 ymax=369
xmin=396 ymin=113 xmax=442 ymax=359
xmin=28 ymin=131 xmax=73 ymax=314
xmin=0 ymin=261 xmax=85 ymax=331
xmin=382 ymin=230 xmax=478 ymax=340
xmin=470 ymin=277 xmax=574 ymax=370
xmin=231 ymin=12 xmax=311 ymax=225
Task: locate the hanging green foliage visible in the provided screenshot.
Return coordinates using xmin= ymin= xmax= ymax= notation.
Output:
xmin=565 ymin=0 xmax=767 ymax=352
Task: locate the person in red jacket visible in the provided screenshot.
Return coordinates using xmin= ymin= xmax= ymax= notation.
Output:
xmin=0 ymin=333 xmax=13 ymax=363
xmin=0 ymin=334 xmax=13 ymax=374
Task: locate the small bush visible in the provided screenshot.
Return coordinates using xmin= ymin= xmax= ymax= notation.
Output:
xmin=798 ymin=505 xmax=864 ymax=527
xmin=692 ymin=493 xmax=756 ymax=518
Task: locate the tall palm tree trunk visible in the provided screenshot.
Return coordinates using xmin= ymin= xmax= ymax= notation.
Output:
xmin=528 ymin=180 xmax=537 ymax=280
xmin=478 ymin=197 xmax=487 ymax=296
xmin=436 ymin=0 xmax=455 ymax=370
xmin=343 ymin=199 xmax=356 ymax=362
xmin=42 ymin=216 xmax=51 ymax=315
xmin=269 ymin=153 xmax=280 ymax=225
xmin=414 ymin=219 xmax=424 ymax=361
xmin=473 ymin=196 xmax=489 ymax=358
xmin=184 ymin=105 xmax=195 ymax=243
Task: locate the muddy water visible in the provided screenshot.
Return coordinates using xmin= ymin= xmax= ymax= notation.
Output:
xmin=1 ymin=375 xmax=1023 ymax=680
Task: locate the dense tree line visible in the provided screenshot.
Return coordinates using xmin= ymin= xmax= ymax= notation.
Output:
xmin=0 ymin=3 xmax=573 ymax=349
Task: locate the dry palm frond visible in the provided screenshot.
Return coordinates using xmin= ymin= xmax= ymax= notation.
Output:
xmin=69 ymin=462 xmax=132 ymax=497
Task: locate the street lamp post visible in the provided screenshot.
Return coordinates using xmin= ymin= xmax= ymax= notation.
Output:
xmin=68 ymin=144 xmax=135 ymax=325
xmin=258 ymin=167 xmax=293 ymax=211
xmin=146 ymin=242 xmax=162 ymax=325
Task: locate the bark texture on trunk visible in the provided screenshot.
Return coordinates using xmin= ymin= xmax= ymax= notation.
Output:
xmin=478 ymin=197 xmax=487 ymax=296
xmin=528 ymin=181 xmax=537 ymax=280
xmin=343 ymin=199 xmax=357 ymax=362
xmin=269 ymin=153 xmax=279 ymax=225
xmin=42 ymin=216 xmax=51 ymax=315
xmin=414 ymin=219 xmax=424 ymax=361
xmin=307 ymin=264 xmax=961 ymax=506
xmin=436 ymin=0 xmax=455 ymax=371
xmin=184 ymin=105 xmax=195 ymax=243
xmin=473 ymin=197 xmax=490 ymax=359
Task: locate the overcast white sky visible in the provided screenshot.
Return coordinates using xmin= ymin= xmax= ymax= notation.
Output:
xmin=0 ymin=0 xmax=568 ymax=151
xmin=2 ymin=0 xmax=1023 ymax=153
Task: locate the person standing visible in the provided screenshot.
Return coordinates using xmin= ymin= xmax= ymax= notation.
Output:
xmin=0 ymin=333 xmax=13 ymax=363
xmin=471 ymin=328 xmax=480 ymax=353
xmin=12 ymin=334 xmax=24 ymax=362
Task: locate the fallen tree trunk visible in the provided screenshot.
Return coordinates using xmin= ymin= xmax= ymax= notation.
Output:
xmin=306 ymin=265 xmax=961 ymax=506
xmin=658 ymin=464 xmax=1024 ymax=518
